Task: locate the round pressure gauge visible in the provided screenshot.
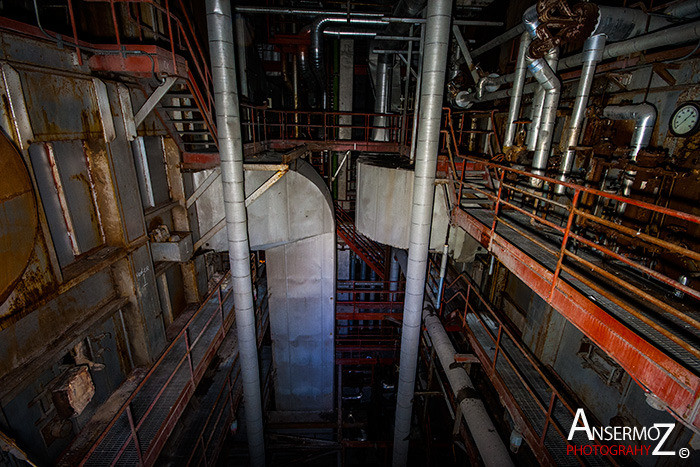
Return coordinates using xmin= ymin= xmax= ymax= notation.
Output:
xmin=670 ymin=102 xmax=700 ymax=137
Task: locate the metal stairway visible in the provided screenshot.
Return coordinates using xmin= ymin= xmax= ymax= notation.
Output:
xmin=158 ymin=81 xmax=219 ymax=169
xmin=335 ymin=203 xmax=387 ymax=280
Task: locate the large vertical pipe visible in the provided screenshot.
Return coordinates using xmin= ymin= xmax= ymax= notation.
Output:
xmin=555 ymin=34 xmax=606 ymax=194
xmin=526 ymin=49 xmax=559 ymax=151
xmin=409 ymin=22 xmax=425 ymax=163
xmin=235 ymin=14 xmax=248 ymax=98
xmin=372 ymin=54 xmax=393 ymax=141
xmin=527 ymin=50 xmax=561 ymax=186
xmin=389 ymin=248 xmax=401 ymax=302
xmin=392 ymin=0 xmax=452 ymax=465
xmin=503 ymin=31 xmax=532 ymax=148
xmin=423 ymin=310 xmax=514 ymax=466
xmin=206 ymin=1 xmax=265 ymax=465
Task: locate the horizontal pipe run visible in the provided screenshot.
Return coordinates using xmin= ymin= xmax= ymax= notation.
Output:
xmin=471 ymin=20 xmax=700 ymax=103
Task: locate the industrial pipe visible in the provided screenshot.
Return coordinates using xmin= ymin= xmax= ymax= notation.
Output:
xmin=392 ymin=0 xmax=452 ymax=465
xmin=309 ymin=17 xmax=388 ymax=108
xmin=372 ymin=54 xmax=393 ymax=141
xmin=602 ymin=103 xmax=657 ymax=213
xmin=527 ymin=52 xmax=561 ymax=185
xmin=389 ymin=248 xmax=401 ymax=302
xmin=205 ymin=1 xmax=265 ymax=465
xmin=554 ymin=34 xmax=606 ymax=194
xmin=424 ymin=309 xmax=514 ymax=467
xmin=471 ymin=24 xmax=526 ymax=58
xmin=468 ymin=13 xmax=695 ymax=105
xmin=435 ymin=244 xmax=449 ymax=305
xmin=502 ymin=32 xmax=532 ymax=148
xmin=665 ymin=0 xmax=700 ymax=19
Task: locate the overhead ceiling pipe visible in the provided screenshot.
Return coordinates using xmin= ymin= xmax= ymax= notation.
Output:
xmin=392 ymin=0 xmax=452 ymax=465
xmin=205 ymin=1 xmax=265 ymax=465
xmin=502 ymin=31 xmax=532 ymax=148
xmin=602 ymin=103 xmax=657 ymax=213
xmin=424 ymin=309 xmax=514 ymax=467
xmin=554 ymin=34 xmax=606 ymax=194
xmin=469 ymin=6 xmax=681 ymax=105
xmin=527 ymin=51 xmax=561 ymax=186
xmin=665 ymin=0 xmax=700 ymax=19
xmin=308 ymin=17 xmax=388 ymax=109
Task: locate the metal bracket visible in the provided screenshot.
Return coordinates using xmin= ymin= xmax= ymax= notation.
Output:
xmin=452 ymin=25 xmax=480 ymax=85
xmin=133 ymin=76 xmax=179 ymax=128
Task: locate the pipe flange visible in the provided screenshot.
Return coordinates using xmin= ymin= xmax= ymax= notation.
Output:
xmin=529 ymin=0 xmax=598 ymax=59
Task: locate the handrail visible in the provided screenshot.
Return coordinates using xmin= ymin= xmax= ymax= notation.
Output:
xmin=441 ymin=107 xmax=700 ymax=356
xmin=75 ymin=270 xmax=235 ymax=465
xmin=429 ymin=258 xmax=616 ymax=465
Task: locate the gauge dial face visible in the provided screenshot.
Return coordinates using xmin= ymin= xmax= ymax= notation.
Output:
xmin=670 ymin=103 xmax=700 ymax=137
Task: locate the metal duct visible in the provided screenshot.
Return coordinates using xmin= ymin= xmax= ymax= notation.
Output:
xmin=309 ymin=16 xmax=388 ymax=108
xmin=424 ymin=309 xmax=514 ymax=467
xmin=468 ymin=9 xmax=687 ymax=105
xmin=554 ymin=34 xmax=606 ymax=194
xmin=235 ymin=14 xmax=248 ymax=98
xmin=205 ymin=1 xmax=265 ymax=465
xmin=603 ymin=104 xmax=657 ymax=161
xmin=602 ymin=104 xmax=657 ymax=213
xmin=392 ymin=0 xmax=452 ymax=464
xmin=389 ymin=248 xmax=401 ymax=302
xmin=503 ymin=31 xmax=532 ymax=148
xmin=372 ymin=53 xmax=393 ymax=141
xmin=526 ymin=49 xmax=559 ymax=151
xmin=527 ymin=51 xmax=561 ymax=186
xmin=665 ymin=0 xmax=700 ymax=19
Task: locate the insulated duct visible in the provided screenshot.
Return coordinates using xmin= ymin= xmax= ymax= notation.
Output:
xmin=665 ymin=0 xmax=700 ymax=19
xmin=527 ymin=51 xmax=561 ymax=185
xmin=503 ymin=31 xmax=532 ymax=148
xmin=372 ymin=53 xmax=393 ymax=141
xmin=424 ymin=309 xmax=514 ymax=467
xmin=308 ymin=16 xmax=387 ymax=108
xmin=554 ymin=34 xmax=606 ymax=194
xmin=205 ymin=1 xmax=265 ymax=465
xmin=467 ymin=7 xmax=683 ymax=106
xmin=392 ymin=0 xmax=452 ymax=465
xmin=602 ymin=104 xmax=657 ymax=213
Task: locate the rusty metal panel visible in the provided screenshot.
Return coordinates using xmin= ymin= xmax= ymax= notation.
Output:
xmin=128 ymin=244 xmax=166 ymax=359
xmin=104 ymin=82 xmax=147 ymax=243
xmin=0 ymin=131 xmax=38 ymax=304
xmin=19 ymin=71 xmax=102 ymax=140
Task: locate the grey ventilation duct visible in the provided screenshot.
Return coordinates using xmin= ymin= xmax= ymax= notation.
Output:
xmin=527 ymin=51 xmax=561 ymax=185
xmin=392 ymin=0 xmax=452 ymax=464
xmin=205 ymin=1 xmax=265 ymax=465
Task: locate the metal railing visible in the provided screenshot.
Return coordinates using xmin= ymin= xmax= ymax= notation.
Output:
xmin=429 ymin=258 xmax=614 ymax=466
xmin=240 ymin=106 xmax=409 ymax=147
xmin=75 ymin=272 xmax=236 ymax=466
xmin=442 ymin=107 xmax=700 ymax=359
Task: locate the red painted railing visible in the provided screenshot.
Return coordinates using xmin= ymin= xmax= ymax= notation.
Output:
xmin=441 ymin=107 xmax=700 ymax=431
xmin=60 ymin=272 xmax=235 ymax=466
xmin=428 ymin=258 xmax=615 ymax=466
xmin=240 ymin=106 xmax=409 ymax=148
xmin=335 ymin=203 xmax=388 ymax=279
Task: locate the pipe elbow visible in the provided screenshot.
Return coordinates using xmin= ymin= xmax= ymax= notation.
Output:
xmin=522 ymin=5 xmax=540 ymax=38
xmin=527 ymin=56 xmax=560 ymax=92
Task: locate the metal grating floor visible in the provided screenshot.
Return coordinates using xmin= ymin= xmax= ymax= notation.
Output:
xmin=84 ymin=278 xmax=235 ymax=466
